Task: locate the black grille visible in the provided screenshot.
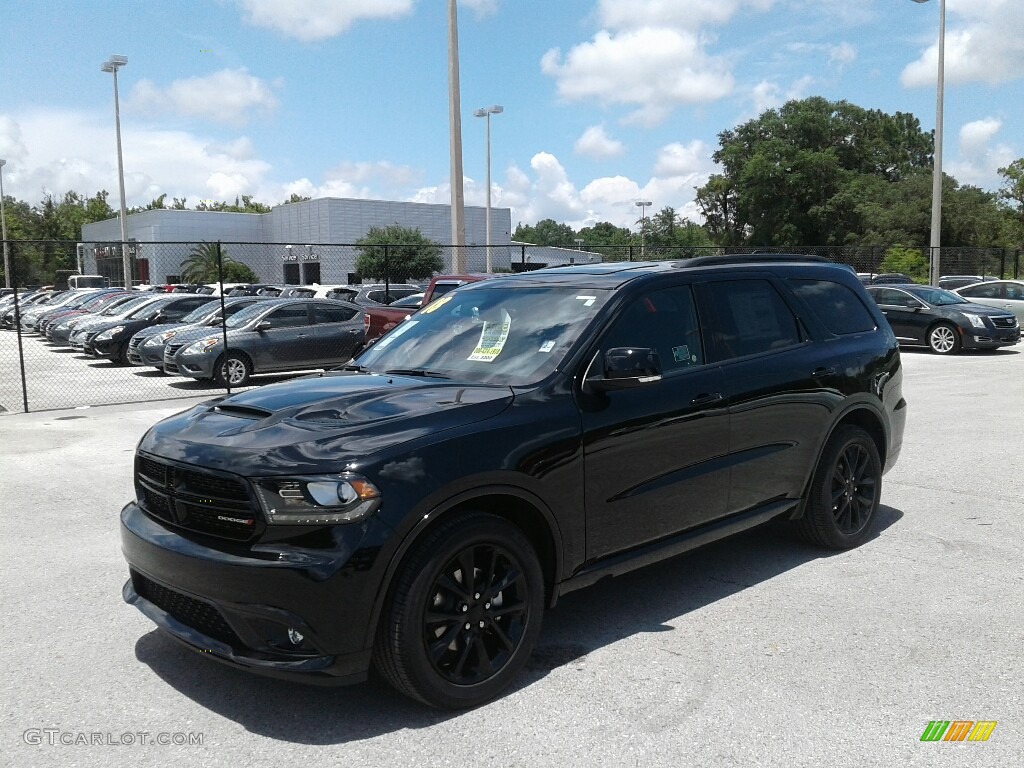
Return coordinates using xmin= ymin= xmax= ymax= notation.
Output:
xmin=136 ymin=453 xmax=260 ymax=541
xmin=129 ymin=336 xmax=144 ymax=349
xmin=166 ymin=342 xmax=187 ymax=356
xmin=131 ymin=570 xmax=242 ymax=647
xmin=991 ymin=316 xmax=1017 ymax=329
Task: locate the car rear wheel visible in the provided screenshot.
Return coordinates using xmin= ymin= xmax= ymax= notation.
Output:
xmin=215 ymin=352 xmax=252 ymax=387
xmin=374 ymin=513 xmax=544 ymax=709
xmin=797 ymin=425 xmax=881 ymax=550
xmin=927 ymin=322 xmax=961 ymax=355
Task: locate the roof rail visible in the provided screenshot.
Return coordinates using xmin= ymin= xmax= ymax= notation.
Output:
xmin=675 ymin=253 xmax=834 ymax=268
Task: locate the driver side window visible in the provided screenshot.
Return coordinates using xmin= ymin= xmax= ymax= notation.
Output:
xmin=599 ymin=286 xmax=704 ymax=372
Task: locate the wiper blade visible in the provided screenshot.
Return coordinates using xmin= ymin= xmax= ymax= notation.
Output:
xmin=383 ymin=368 xmax=451 ymax=379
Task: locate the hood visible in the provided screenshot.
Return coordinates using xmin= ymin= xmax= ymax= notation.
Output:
xmin=955 ymin=302 xmax=1016 ymax=319
xmin=138 ymin=372 xmax=515 ymax=475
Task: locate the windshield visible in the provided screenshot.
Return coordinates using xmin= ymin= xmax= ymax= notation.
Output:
xmin=355 ymin=286 xmax=611 ymax=386
xmin=125 ymin=299 xmax=166 ymax=319
xmin=907 ymin=287 xmax=968 ymax=306
xmin=224 ymin=301 xmax=272 ymax=328
xmin=106 ymin=297 xmax=151 ymax=316
xmin=181 ymin=301 xmax=222 ymax=323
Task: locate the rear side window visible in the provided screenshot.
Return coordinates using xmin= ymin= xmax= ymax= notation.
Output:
xmin=789 ymin=279 xmax=876 ymax=335
xmin=702 ymin=280 xmax=802 ymax=360
xmin=958 ymin=283 xmax=1000 ymax=299
xmin=313 ymin=304 xmax=357 ymax=323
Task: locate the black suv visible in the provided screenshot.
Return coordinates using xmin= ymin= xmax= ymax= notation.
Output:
xmin=120 ymin=257 xmax=906 ymax=708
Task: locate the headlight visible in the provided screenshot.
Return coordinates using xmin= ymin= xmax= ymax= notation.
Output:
xmin=144 ymin=330 xmax=176 ymax=346
xmin=95 ymin=325 xmax=125 ymax=340
xmin=185 ymin=337 xmax=222 ymax=354
xmin=965 ymin=314 xmax=987 ymax=329
xmin=252 ymin=474 xmax=381 ymax=525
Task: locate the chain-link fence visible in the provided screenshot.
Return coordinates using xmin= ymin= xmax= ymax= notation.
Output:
xmin=1 ymin=239 xmax=1020 ymax=413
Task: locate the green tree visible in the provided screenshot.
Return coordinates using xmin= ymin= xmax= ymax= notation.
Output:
xmin=696 ymin=97 xmax=937 ymax=246
xmin=180 ymin=242 xmax=233 ymax=283
xmin=221 ymin=261 xmax=259 ymax=282
xmin=997 ymin=158 xmax=1024 ymax=244
xmin=283 ymin=193 xmax=311 ymax=204
xmin=878 ymin=246 xmax=929 ymax=282
xmin=513 ymin=218 xmax=577 ymax=246
xmin=354 ymin=224 xmax=443 ymax=281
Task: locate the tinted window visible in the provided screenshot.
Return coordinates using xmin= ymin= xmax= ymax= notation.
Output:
xmin=958 ymin=283 xmax=1000 ymax=299
xmin=314 ymin=304 xmax=357 ymax=323
xmin=1005 ymin=283 xmax=1024 ymax=301
xmin=702 ymin=280 xmax=801 ymax=360
xmin=789 ymin=279 xmax=876 ymax=335
xmin=431 ymin=282 xmax=463 ymax=298
xmin=871 ymin=288 xmax=919 ymax=308
xmin=328 ymin=288 xmax=358 ymax=302
xmin=265 ymin=305 xmax=311 ymax=328
xmin=599 ymin=286 xmax=704 ymax=372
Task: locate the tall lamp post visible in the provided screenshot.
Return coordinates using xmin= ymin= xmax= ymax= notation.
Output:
xmin=0 ymin=159 xmax=10 ymax=288
xmin=635 ymin=200 xmax=652 ymax=259
xmin=474 ymin=105 xmax=503 ymax=273
xmin=102 ymin=54 xmax=132 ymax=288
xmin=911 ymin=0 xmax=945 ymax=285
xmin=447 ymin=0 xmax=467 ymax=271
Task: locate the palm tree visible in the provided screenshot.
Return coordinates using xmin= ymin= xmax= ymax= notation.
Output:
xmin=180 ymin=242 xmax=230 ymax=283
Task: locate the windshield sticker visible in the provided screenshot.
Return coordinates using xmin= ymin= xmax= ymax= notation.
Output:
xmin=374 ymin=320 xmax=418 ymax=349
xmin=575 ymin=295 xmax=597 ymax=307
xmin=672 ymin=345 xmax=694 ymax=363
xmin=420 ymin=295 xmax=453 ymax=314
xmin=539 ymin=340 xmax=556 ymax=353
xmin=468 ymin=310 xmax=511 ymax=362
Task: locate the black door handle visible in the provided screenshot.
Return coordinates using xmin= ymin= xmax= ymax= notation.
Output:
xmin=812 ymin=367 xmax=836 ymax=377
xmin=691 ymin=392 xmax=723 ymax=406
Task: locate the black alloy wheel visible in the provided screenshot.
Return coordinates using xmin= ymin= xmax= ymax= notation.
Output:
xmin=374 ymin=513 xmax=544 ymax=709
xmin=797 ymin=425 xmax=881 ymax=549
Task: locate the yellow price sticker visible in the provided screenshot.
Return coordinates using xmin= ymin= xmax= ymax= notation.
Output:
xmin=420 ymin=295 xmax=453 ymax=314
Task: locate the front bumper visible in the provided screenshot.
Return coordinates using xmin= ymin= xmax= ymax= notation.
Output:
xmin=120 ymin=501 xmax=392 ymax=685
xmin=168 ymin=349 xmax=219 ymax=379
xmin=88 ymin=336 xmax=126 ymax=359
xmin=961 ymin=326 xmax=1020 ymax=349
xmin=129 ymin=341 xmax=166 ymax=367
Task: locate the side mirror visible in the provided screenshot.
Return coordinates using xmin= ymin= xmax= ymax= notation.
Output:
xmin=590 ymin=347 xmax=662 ymax=391
xmin=255 ymin=320 xmax=272 ymax=332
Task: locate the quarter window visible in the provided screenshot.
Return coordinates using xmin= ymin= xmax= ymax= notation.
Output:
xmin=789 ymin=279 xmax=876 ymax=335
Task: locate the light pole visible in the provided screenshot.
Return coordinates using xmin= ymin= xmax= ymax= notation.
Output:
xmin=447 ymin=0 xmax=467 ymax=271
xmin=911 ymin=0 xmax=945 ymax=285
xmin=102 ymin=54 xmax=131 ymax=288
xmin=0 ymin=159 xmax=10 ymax=288
xmin=474 ymin=105 xmax=503 ymax=273
xmin=635 ymin=200 xmax=652 ymax=259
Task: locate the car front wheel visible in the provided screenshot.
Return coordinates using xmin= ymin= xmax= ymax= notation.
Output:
xmin=215 ymin=352 xmax=252 ymax=387
xmin=374 ymin=513 xmax=544 ymax=709
xmin=797 ymin=425 xmax=882 ymax=549
xmin=927 ymin=322 xmax=961 ymax=355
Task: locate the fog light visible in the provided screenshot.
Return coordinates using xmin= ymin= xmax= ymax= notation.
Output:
xmin=287 ymin=628 xmax=305 ymax=646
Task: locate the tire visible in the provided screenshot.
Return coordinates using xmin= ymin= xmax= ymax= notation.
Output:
xmin=797 ymin=425 xmax=882 ymax=550
xmin=215 ymin=352 xmax=252 ymax=387
xmin=927 ymin=322 xmax=961 ymax=355
xmin=374 ymin=513 xmax=544 ymax=709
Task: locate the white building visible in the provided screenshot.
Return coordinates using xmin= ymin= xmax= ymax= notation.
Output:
xmin=81 ymin=197 xmax=514 ymax=286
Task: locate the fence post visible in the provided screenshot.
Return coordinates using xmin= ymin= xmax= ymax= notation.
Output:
xmin=12 ymin=243 xmax=30 ymax=412
xmin=216 ymin=241 xmax=231 ymax=396
xmin=384 ymin=244 xmax=390 ymax=297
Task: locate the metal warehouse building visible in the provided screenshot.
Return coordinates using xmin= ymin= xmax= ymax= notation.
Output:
xmin=80 ymin=197 xmax=516 ymax=286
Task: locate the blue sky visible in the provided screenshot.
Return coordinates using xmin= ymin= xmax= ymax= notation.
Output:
xmin=1 ymin=0 xmax=1021 ymax=233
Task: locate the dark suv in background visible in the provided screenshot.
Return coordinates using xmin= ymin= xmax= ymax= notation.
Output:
xmin=120 ymin=256 xmax=906 ymax=709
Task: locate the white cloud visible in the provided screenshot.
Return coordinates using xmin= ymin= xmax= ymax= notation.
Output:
xmin=901 ymin=0 xmax=1024 ymax=87
xmin=0 ymin=109 xmax=273 ymax=208
xmin=597 ymin=0 xmax=776 ymax=30
xmin=948 ymin=117 xmax=1016 ymax=188
xmin=131 ymin=69 xmax=279 ymax=127
xmin=542 ymin=28 xmax=735 ymax=124
xmin=460 ymin=0 xmax=499 ymax=18
xmin=235 ymin=0 xmax=414 ymax=42
xmin=654 ymin=140 xmax=713 ymax=177
xmin=746 ymin=75 xmax=815 ymax=116
xmin=574 ymin=125 xmax=624 ymax=159
xmin=787 ymin=41 xmax=857 ymax=67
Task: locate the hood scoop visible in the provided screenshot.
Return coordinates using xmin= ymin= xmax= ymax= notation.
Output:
xmin=213 ymin=403 xmax=274 ymax=420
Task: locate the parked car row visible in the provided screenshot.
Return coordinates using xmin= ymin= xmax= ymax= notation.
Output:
xmin=7 ymin=287 xmax=370 ymax=389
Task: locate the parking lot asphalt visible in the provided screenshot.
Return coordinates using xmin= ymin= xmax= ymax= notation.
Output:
xmin=1 ymin=347 xmax=1022 ymax=767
